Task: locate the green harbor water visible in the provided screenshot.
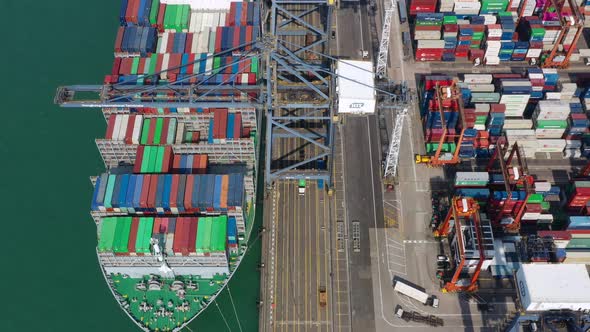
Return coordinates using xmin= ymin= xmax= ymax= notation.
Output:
xmin=2 ymin=1 xmax=261 ymax=331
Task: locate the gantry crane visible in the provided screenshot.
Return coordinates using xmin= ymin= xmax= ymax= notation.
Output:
xmin=435 ymin=197 xmax=486 ymax=293
xmin=486 ymin=138 xmax=535 ymax=232
xmin=541 ymin=0 xmax=584 ymax=68
xmin=415 ymin=81 xmax=466 ymax=166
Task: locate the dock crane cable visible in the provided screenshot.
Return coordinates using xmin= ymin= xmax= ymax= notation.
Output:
xmin=214 ymin=299 xmax=232 ymax=332
xmin=227 ymin=286 xmax=244 ymax=332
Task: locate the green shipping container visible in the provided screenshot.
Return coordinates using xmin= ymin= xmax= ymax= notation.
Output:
xmin=155 ymin=147 xmax=165 ymax=173
xmin=443 ymin=16 xmax=457 ymax=24
xmin=181 ymin=5 xmax=190 ymax=30
xmin=137 ymin=217 xmax=154 ymax=254
xmin=251 ymin=57 xmax=258 ymax=74
xmin=104 ymin=174 xmax=117 ymax=209
xmin=114 ymin=217 xmax=132 ymax=253
xmin=131 ymin=57 xmax=140 ymax=75
xmin=149 ymin=53 xmax=158 ymax=75
xmin=140 ymin=146 xmax=151 ymax=173
xmin=211 ymin=216 xmax=228 ymax=252
xmin=148 ymin=146 xmax=158 ymax=173
xmin=196 ymin=217 xmax=211 ymax=254
xmin=140 ymin=119 xmax=150 ymax=144
xmin=149 ymin=0 xmax=159 ymax=25
xmin=536 ymin=120 xmax=567 ymax=129
xmin=527 ymin=193 xmax=544 ymax=204
xmin=154 ymin=118 xmax=164 ymax=145
xmin=566 ymin=238 xmax=590 ymax=249
xmin=99 ymin=217 xmax=118 ymax=252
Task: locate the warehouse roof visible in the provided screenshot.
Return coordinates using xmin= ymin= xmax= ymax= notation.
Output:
xmin=337 ymin=60 xmax=375 ymax=101
xmin=517 ymin=264 xmax=590 ymax=306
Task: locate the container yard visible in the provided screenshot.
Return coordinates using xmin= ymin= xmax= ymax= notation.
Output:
xmin=56 ymin=0 xmax=262 ymax=331
xmin=408 ymin=0 xmax=587 ymax=67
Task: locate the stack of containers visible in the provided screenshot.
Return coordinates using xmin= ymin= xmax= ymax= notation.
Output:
xmin=499 ymin=80 xmax=532 ymax=117
xmin=171 ymin=154 xmax=208 ymax=174
xmin=480 ymin=0 xmax=508 ymax=14
xmin=134 ymin=145 xmax=174 ymax=173
xmin=526 ymin=68 xmax=545 ymax=98
xmin=139 ymin=117 xmax=178 ymax=145
xmin=564 ymin=216 xmax=590 ymax=264
xmin=105 ymin=114 xmax=144 ymax=144
xmin=566 ymin=181 xmax=590 ymax=214
xmin=414 ymin=13 xmax=443 ymax=40
xmin=409 ymin=0 xmax=437 ymax=15
xmin=533 ymin=101 xmax=569 ymax=139
xmin=454 ymin=172 xmax=491 ymax=202
xmin=422 ymin=82 xmax=460 ymax=154
xmin=453 ymin=0 xmax=481 ymax=15
xmin=91 ymin=173 xmax=245 ymax=214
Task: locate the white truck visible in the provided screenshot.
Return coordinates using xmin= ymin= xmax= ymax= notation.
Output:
xmin=393 ymin=280 xmax=439 ymax=308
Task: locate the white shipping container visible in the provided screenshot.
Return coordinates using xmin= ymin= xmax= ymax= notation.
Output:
xmin=463 ymin=74 xmax=493 ymax=84
xmin=516 ymin=264 xmax=590 ymax=312
xmin=545 ymin=92 xmax=562 ymax=100
xmin=526 ymin=48 xmax=542 ymax=58
xmin=337 ymin=60 xmax=376 ymax=114
xmin=468 ymin=84 xmax=495 ymax=92
xmin=175 ymin=122 xmax=185 ymax=144
xmin=535 ymin=128 xmax=566 ymax=139
xmin=417 ymin=40 xmax=445 ymax=48
xmin=159 ymin=33 xmax=169 ymax=53
xmin=132 ymin=115 xmax=143 ymax=144
xmin=504 ymin=119 xmax=532 ymax=129
xmin=112 ymin=115 xmax=122 ymax=141
xmin=161 ymin=53 xmax=170 ymax=80
xmin=534 ymin=181 xmax=552 ymax=192
xmin=161 ymin=0 xmax=232 ymax=11
xmin=455 ymin=171 xmax=489 ymax=183
xmin=197 ymin=31 xmax=209 ymax=53
xmin=117 ymin=115 xmax=129 ymax=141
xmin=414 ymin=31 xmax=442 ymax=40
xmin=485 ymin=56 xmax=500 ymax=65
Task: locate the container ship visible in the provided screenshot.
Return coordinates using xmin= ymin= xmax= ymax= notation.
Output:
xmin=84 ymin=0 xmax=262 ymax=331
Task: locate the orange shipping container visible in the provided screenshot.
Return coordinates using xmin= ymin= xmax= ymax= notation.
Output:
xmin=220 ymin=175 xmax=229 ymax=209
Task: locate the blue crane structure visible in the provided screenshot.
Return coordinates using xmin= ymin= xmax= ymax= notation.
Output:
xmin=54 ymin=0 xmax=395 ymax=187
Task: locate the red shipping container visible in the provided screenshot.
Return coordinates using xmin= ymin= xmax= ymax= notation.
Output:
xmin=147 ymin=174 xmax=159 ymax=208
xmin=248 ymin=73 xmax=256 ymax=85
xmin=162 ymin=146 xmax=172 ymax=173
xmin=115 ymin=27 xmax=125 ymax=52
xmin=170 ymin=54 xmax=182 ymax=75
xmin=241 ymin=1 xmax=248 ymax=25
xmin=131 ymin=0 xmax=140 ymax=24
xmin=229 ymin=2 xmax=236 ymax=26
xmin=111 ymin=58 xmax=122 ymax=75
xmin=161 ymin=118 xmax=170 ymax=144
xmin=416 ymin=25 xmax=441 ymax=31
xmin=537 ymin=230 xmax=571 ymax=241
xmin=170 ymin=175 xmax=179 ymax=210
xmin=125 ymin=115 xmax=136 ymax=144
xmin=119 ymin=58 xmax=133 ymax=75
xmin=104 ymin=75 xmax=118 ymax=84
xmin=234 ymin=112 xmax=242 ymax=138
xmin=140 ymin=175 xmax=151 ymax=208
xmin=184 ymin=33 xmax=193 ymax=54
xmin=525 ymin=203 xmax=542 ymax=213
xmin=173 ymin=217 xmax=185 ymax=254
xmin=152 ymin=218 xmax=162 ymax=234
xmin=134 ymin=145 xmax=145 ymax=173
xmin=137 ymin=58 xmax=146 ymax=75
xmin=173 ymin=155 xmax=182 ymax=172
xmin=125 ymin=0 xmax=135 ymax=22
xmin=157 ymin=4 xmax=166 ymax=31
xmin=491 ymin=104 xmax=506 ymax=113
xmin=188 ymin=218 xmax=198 ymax=253
xmin=201 ymin=155 xmax=208 ymax=174
xmin=216 ymin=27 xmax=223 ymax=53
xmin=246 ymin=26 xmax=253 ymax=51
xmin=187 ymin=54 xmax=196 ymax=74
xmin=184 ymin=175 xmax=194 ymax=211
xmin=147 ymin=118 xmax=157 ymax=144
xmin=166 ymin=33 xmax=175 ymax=53
xmin=156 ymin=54 xmax=164 ymax=73
xmin=106 ymin=115 xmax=117 ymax=139
xmin=128 ymin=218 xmax=140 ymax=254
xmin=192 ymin=131 xmax=200 ymax=143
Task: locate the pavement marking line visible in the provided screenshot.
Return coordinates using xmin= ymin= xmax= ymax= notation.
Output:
xmin=284 ymin=181 xmax=290 ymax=332
xmin=365 ymin=116 xmax=399 ymax=328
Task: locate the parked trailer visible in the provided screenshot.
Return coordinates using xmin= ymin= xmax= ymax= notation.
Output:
xmin=393 ymin=280 xmax=438 ymax=307
xmin=395 ymin=305 xmax=444 ymax=327
xmin=398 ymin=0 xmax=407 ymax=23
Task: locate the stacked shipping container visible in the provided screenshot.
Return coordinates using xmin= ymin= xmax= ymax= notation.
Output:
xmin=409 ymin=0 xmax=583 ymax=65
xmin=421 ymin=73 xmax=590 ymax=159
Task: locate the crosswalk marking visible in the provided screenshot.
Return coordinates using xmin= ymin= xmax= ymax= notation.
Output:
xmin=402 ymin=240 xmax=436 ymax=244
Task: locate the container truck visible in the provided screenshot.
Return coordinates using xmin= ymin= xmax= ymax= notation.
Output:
xmin=393 ymin=280 xmax=439 ymax=307
xmin=319 ymin=286 xmax=327 ymax=307
xmin=298 ymin=179 xmax=306 ymax=195
xmin=398 ymin=0 xmax=407 ymax=23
